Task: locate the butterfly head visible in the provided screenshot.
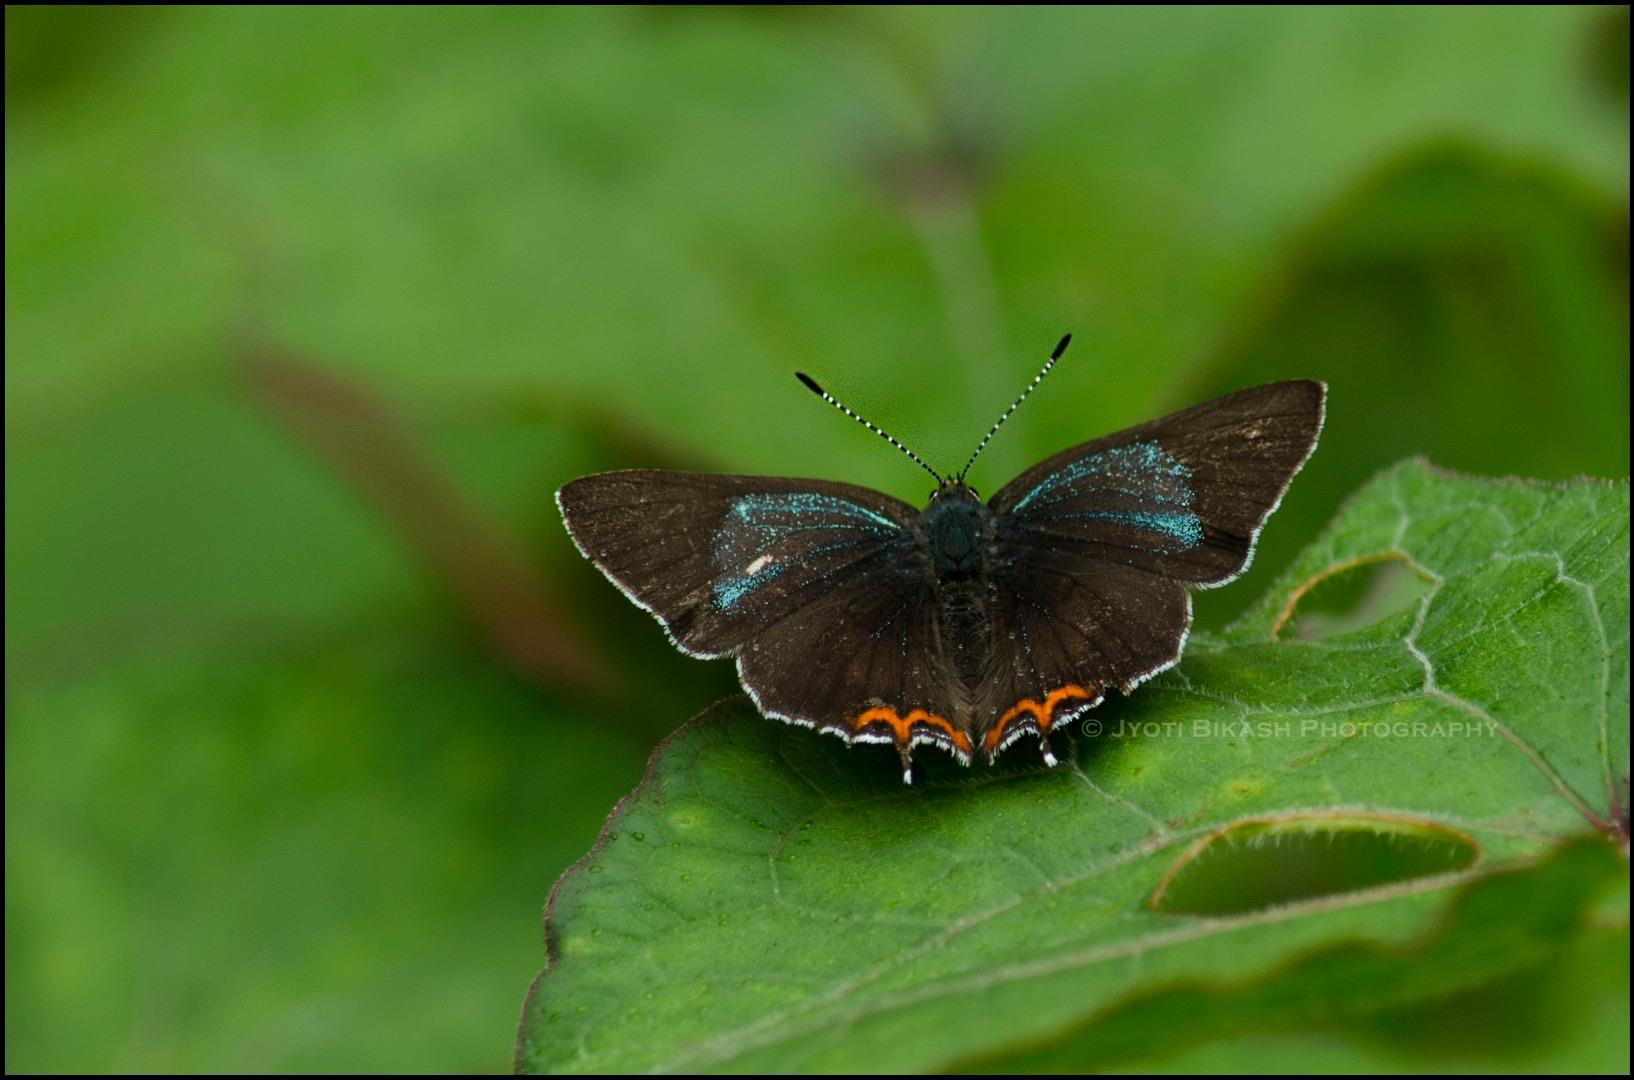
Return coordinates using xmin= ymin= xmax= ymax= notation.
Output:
xmin=928 ymin=476 xmax=981 ymax=504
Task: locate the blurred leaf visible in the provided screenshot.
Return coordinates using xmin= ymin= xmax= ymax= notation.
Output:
xmin=4 ymin=620 xmax=650 ymax=1072
xmin=7 ymin=8 xmax=1625 ymax=488
xmin=4 ymin=372 xmax=423 ymax=659
xmin=3 ymin=6 xmax=167 ymax=109
xmin=515 ymin=462 xmax=1628 ymax=1073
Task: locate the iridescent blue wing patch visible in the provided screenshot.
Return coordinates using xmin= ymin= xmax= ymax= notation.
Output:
xmin=1004 ymin=438 xmax=1205 ymax=553
xmin=708 ymin=491 xmax=905 ymax=614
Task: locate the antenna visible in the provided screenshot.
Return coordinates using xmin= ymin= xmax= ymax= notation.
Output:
xmin=957 ymin=333 xmax=1071 ymax=481
xmin=795 ymin=371 xmax=943 ymax=484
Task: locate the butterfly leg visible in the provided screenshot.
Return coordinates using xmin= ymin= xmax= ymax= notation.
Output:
xmin=897 ymin=742 xmax=915 ymax=785
xmin=1038 ymin=729 xmax=1060 ymax=768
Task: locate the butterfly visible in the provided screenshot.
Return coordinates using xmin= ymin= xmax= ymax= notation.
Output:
xmin=557 ymin=335 xmax=1324 ymax=783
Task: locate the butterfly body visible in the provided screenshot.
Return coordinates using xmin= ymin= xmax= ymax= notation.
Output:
xmin=558 ymin=345 xmax=1324 ymax=784
xmin=916 ymin=482 xmax=998 ymax=695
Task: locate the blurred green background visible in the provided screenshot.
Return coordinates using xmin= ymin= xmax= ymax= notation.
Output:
xmin=5 ymin=6 xmax=1627 ymax=1073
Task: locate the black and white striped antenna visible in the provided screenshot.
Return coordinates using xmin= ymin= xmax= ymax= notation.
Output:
xmin=957 ymin=333 xmax=1071 ymax=481
xmin=795 ymin=371 xmax=943 ymax=484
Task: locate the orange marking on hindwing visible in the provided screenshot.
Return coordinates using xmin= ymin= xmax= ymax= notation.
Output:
xmin=982 ymin=684 xmax=1097 ymax=754
xmin=851 ymin=707 xmax=973 ymax=755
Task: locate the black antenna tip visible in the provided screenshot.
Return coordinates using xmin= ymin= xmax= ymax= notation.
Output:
xmin=795 ymin=371 xmax=824 ymax=395
xmin=1051 ymin=333 xmax=1073 ymax=360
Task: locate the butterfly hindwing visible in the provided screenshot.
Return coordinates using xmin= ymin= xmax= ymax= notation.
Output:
xmin=737 ymin=574 xmax=972 ymax=764
xmin=976 ymin=560 xmax=1190 ymax=759
xmin=989 ymin=380 xmax=1325 ymax=588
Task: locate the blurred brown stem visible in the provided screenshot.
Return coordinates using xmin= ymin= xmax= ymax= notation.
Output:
xmin=239 ymin=342 xmax=615 ymax=697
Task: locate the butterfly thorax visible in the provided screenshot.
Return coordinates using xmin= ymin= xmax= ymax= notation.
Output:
xmin=916 ymin=483 xmax=991 ymax=577
xmin=916 ymin=482 xmax=995 ymax=688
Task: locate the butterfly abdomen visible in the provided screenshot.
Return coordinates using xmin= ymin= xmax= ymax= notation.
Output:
xmin=915 ymin=484 xmax=997 ymax=694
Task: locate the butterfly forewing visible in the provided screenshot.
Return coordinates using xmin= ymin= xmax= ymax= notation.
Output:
xmin=557 ymin=470 xmax=922 ymax=658
xmin=989 ymin=380 xmax=1325 ymax=588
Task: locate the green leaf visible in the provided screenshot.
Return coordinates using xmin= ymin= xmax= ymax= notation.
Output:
xmin=515 ymin=460 xmax=1629 ymax=1073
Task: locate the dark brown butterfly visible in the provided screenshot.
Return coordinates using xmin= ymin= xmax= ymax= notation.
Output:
xmin=558 ymin=335 xmax=1324 ymax=782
